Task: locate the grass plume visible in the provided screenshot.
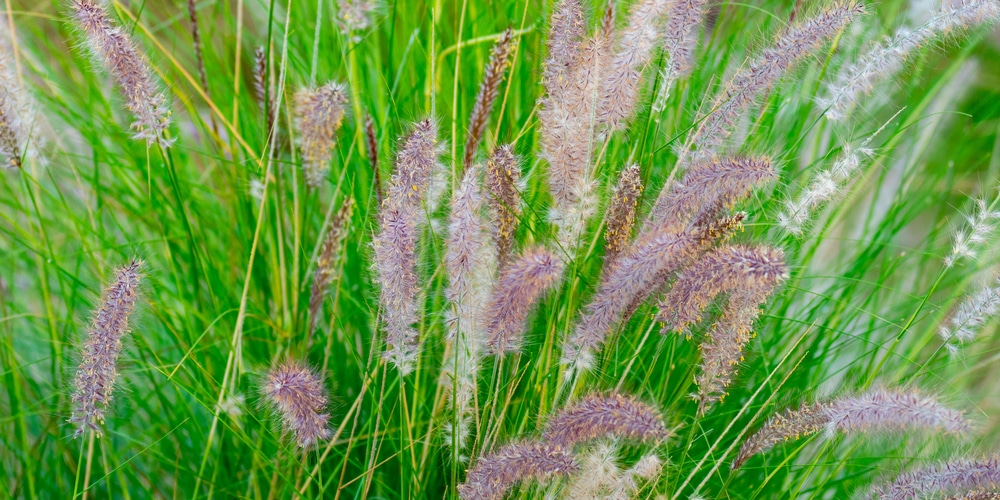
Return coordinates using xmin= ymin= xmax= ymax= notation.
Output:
xmin=295 ymin=81 xmax=349 ymax=188
xmin=261 ymin=361 xmax=331 ymax=448
xmin=463 ymin=27 xmax=514 ymax=170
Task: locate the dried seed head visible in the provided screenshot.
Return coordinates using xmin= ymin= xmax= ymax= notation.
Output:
xmin=690 ymin=2 xmax=865 ymax=158
xmin=820 ymin=0 xmax=1000 ymax=121
xmin=543 ymin=392 xmax=671 ymax=448
xmin=870 ymin=456 xmax=1000 ymax=500
xmin=374 ymin=119 xmax=440 ymax=374
xmin=458 ymin=441 xmax=578 ymax=500
xmin=734 ymin=388 xmax=971 ymax=470
xmin=940 ymin=276 xmax=1000 ymax=353
xmin=337 ymin=0 xmax=378 ymax=36
xmin=604 ymin=164 xmax=643 ymax=262
xmin=365 ymin=115 xmax=382 ymax=203
xmin=485 ymin=144 xmax=522 ymax=265
xmin=71 ymin=0 xmax=172 ymax=146
xmin=309 ymin=197 xmax=354 ymax=334
xmin=0 ymin=45 xmax=30 ymax=168
xmin=463 ymin=28 xmax=514 ymax=170
xmin=653 ymin=0 xmax=707 ymax=111
xmin=486 ymin=247 xmax=564 ymax=354
xmin=945 ymin=196 xmax=1000 ymax=268
xmin=262 ymin=361 xmax=331 ymax=448
xmin=295 ymin=81 xmax=349 ymax=188
xmin=70 ymin=259 xmax=143 ymax=438
xmin=598 ymin=0 xmax=669 ymax=128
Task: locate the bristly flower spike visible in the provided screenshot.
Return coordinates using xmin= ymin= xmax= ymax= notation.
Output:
xmin=295 ymin=81 xmax=349 ymax=188
xmin=598 ymin=0 xmax=669 ymax=128
xmin=820 ymin=0 xmax=1000 ymax=121
xmin=733 ymin=387 xmax=971 ymax=470
xmin=70 ymin=0 xmax=173 ymax=146
xmin=308 ymin=197 xmax=354 ymax=336
xmin=485 ymin=145 xmax=522 ymax=266
xmin=457 ymin=441 xmax=578 ymax=500
xmin=604 ymin=164 xmax=643 ymax=264
xmin=486 ymin=247 xmax=563 ymax=354
xmin=542 ymin=392 xmax=671 ymax=448
xmin=463 ymin=28 xmax=515 ymax=170
xmin=337 ymin=0 xmax=379 ymax=39
xmin=262 ymin=360 xmax=331 ymax=448
xmin=939 ymin=276 xmax=1000 ymax=354
xmin=70 ymin=259 xmax=143 ymax=438
xmin=0 ymin=44 xmax=31 ymax=168
xmin=652 ymin=0 xmax=707 ymax=112
xmin=870 ymin=456 xmax=1000 ymax=500
xmin=945 ymin=196 xmax=1000 ymax=267
xmin=374 ymin=119 xmax=439 ymax=374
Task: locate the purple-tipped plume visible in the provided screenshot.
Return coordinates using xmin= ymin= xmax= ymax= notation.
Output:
xmin=70 ymin=259 xmax=143 ymax=438
xmin=940 ymin=277 xmax=1000 ymax=353
xmin=649 ymin=156 xmax=774 ymax=233
xmin=309 ymin=197 xmax=354 ymax=334
xmin=733 ymin=388 xmax=971 ymax=470
xmin=598 ymin=0 xmax=669 ymax=128
xmin=366 ymin=115 xmax=382 ymax=203
xmin=542 ymin=392 xmax=671 ymax=448
xmin=652 ymin=0 xmax=707 ymax=111
xmin=486 ymin=145 xmax=522 ymax=266
xmin=0 ymin=46 xmax=30 ymax=168
xmin=458 ymin=441 xmax=578 ymax=500
xmin=464 ymin=28 xmax=514 ymax=170
xmin=262 ymin=361 xmax=331 ymax=448
xmin=337 ymin=0 xmax=378 ymax=35
xmin=71 ymin=0 xmax=172 ymax=146
xmin=374 ymin=119 xmax=439 ymax=374
xmin=295 ymin=81 xmax=349 ymax=188
xmin=604 ymin=164 xmax=643 ymax=263
xmin=820 ymin=0 xmax=1000 ymax=121
xmin=658 ymin=245 xmax=787 ymax=409
xmin=870 ymin=456 xmax=1000 ymax=500
xmin=689 ymin=2 xmax=864 ymax=158
xmin=486 ymin=247 xmax=563 ymax=354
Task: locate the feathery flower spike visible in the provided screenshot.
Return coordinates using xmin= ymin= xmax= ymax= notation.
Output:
xmin=441 ymin=164 xmax=496 ymax=450
xmin=485 ymin=145 xmax=522 ymax=266
xmin=604 ymin=164 xmax=643 ymax=264
xmin=365 ymin=114 xmax=382 ymax=203
xmin=463 ymin=27 xmax=514 ymax=170
xmin=262 ymin=361 xmax=331 ymax=448
xmin=688 ymin=2 xmax=864 ymax=159
xmin=309 ymin=197 xmax=354 ymax=335
xmin=820 ymin=0 xmax=1000 ymax=121
xmin=565 ymin=443 xmax=662 ymax=500
xmin=70 ymin=259 xmax=142 ymax=438
xmin=295 ymin=81 xmax=349 ymax=188
xmin=598 ymin=0 xmax=669 ymax=128
xmin=0 ymin=45 xmax=29 ymax=168
xmin=945 ymin=196 xmax=1000 ymax=267
xmin=374 ymin=119 xmax=439 ymax=374
xmin=486 ymin=247 xmax=563 ymax=354
xmin=652 ymin=0 xmax=707 ymax=112
xmin=337 ymin=0 xmax=378 ymax=37
xmin=543 ymin=392 xmax=671 ymax=448
xmin=457 ymin=441 xmax=578 ymax=500
xmin=940 ymin=276 xmax=1000 ymax=353
xmin=70 ymin=0 xmax=172 ymax=146
xmin=870 ymin=456 xmax=1000 ymax=500
xmin=733 ymin=388 xmax=971 ymax=470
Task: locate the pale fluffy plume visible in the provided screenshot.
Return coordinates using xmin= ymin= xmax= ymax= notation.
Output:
xmin=337 ymin=0 xmax=378 ymax=36
xmin=70 ymin=259 xmax=143 ymax=438
xmin=945 ymin=196 xmax=1000 ymax=268
xmin=71 ymin=0 xmax=172 ymax=146
xmin=464 ymin=28 xmax=515 ymax=170
xmin=734 ymin=388 xmax=971 ymax=470
xmin=374 ymin=119 xmax=439 ymax=375
xmin=441 ymin=165 xmax=497 ymax=450
xmin=485 ymin=145 xmax=522 ymax=266
xmin=458 ymin=441 xmax=578 ymax=500
xmin=295 ymin=81 xmax=349 ymax=188
xmin=598 ymin=0 xmax=669 ymax=128
xmin=687 ymin=2 xmax=865 ymax=159
xmin=870 ymin=456 xmax=1000 ymax=500
xmin=820 ymin=0 xmax=1000 ymax=121
xmin=542 ymin=392 xmax=671 ymax=448
xmin=261 ymin=361 xmax=331 ymax=448
xmin=657 ymin=245 xmax=787 ymax=409
xmin=652 ymin=0 xmax=707 ymax=112
xmin=0 ymin=45 xmax=31 ymax=168
xmin=939 ymin=277 xmax=1000 ymax=353
xmin=564 ymin=443 xmax=662 ymax=500
xmin=486 ymin=247 xmax=563 ymax=354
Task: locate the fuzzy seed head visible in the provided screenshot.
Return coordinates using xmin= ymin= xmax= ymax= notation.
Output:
xmin=945 ymin=197 xmax=1000 ymax=267
xmin=940 ymin=277 xmax=1000 ymax=352
xmin=604 ymin=164 xmax=643 ymax=263
xmin=70 ymin=259 xmax=143 ymax=438
xmin=296 ymin=82 xmax=349 ymax=188
xmin=71 ymin=0 xmax=172 ymax=146
xmin=262 ymin=361 xmax=331 ymax=448
xmin=309 ymin=198 xmax=354 ymax=334
xmin=543 ymin=392 xmax=671 ymax=448
xmin=458 ymin=441 xmax=578 ymax=500
xmin=0 ymin=46 xmax=30 ymax=168
xmin=337 ymin=0 xmax=378 ymax=36
xmin=486 ymin=144 xmax=522 ymax=266
xmin=598 ymin=0 xmax=669 ymax=128
xmin=870 ymin=456 xmax=1000 ymax=500
xmin=486 ymin=247 xmax=564 ymax=354
xmin=464 ymin=28 xmax=514 ymax=170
